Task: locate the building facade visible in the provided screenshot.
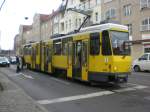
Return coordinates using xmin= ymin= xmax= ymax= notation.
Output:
xmin=63 ymin=0 xmax=102 ymax=34
xmin=19 ymin=25 xmax=32 ymax=45
xmin=101 ymin=0 xmax=150 ymax=60
xmin=40 ymin=14 xmax=51 ymax=41
xmin=50 ymin=5 xmax=66 ymax=35
xmin=14 ymin=34 xmax=21 ymax=55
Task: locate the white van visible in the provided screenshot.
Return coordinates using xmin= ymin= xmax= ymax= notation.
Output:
xmin=133 ymin=53 xmax=150 ymax=72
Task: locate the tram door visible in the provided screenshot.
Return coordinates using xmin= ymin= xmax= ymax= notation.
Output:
xmin=32 ymin=47 xmax=36 ymax=69
xmin=72 ymin=41 xmax=82 ymax=79
xmin=82 ymin=40 xmax=88 ymax=81
xmin=44 ymin=46 xmax=49 ymax=72
xmin=67 ymin=42 xmax=73 ymax=78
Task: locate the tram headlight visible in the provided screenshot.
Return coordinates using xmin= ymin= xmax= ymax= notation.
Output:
xmin=114 ymin=66 xmax=118 ymax=71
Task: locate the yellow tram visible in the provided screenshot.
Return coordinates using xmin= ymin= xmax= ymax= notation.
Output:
xmin=23 ymin=23 xmax=132 ymax=83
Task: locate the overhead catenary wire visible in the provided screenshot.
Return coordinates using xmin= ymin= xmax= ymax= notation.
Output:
xmin=0 ymin=0 xmax=6 ymax=11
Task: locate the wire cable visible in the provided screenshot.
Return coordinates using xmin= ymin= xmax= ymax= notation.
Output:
xmin=0 ymin=0 xmax=6 ymax=11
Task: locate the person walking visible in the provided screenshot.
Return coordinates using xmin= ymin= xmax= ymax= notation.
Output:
xmin=16 ymin=56 xmax=20 ymax=73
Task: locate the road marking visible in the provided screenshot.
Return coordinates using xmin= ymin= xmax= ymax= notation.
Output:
xmin=128 ymin=83 xmax=139 ymax=86
xmin=113 ymin=85 xmax=148 ymax=93
xmin=8 ymin=73 xmax=21 ymax=77
xmin=50 ymin=77 xmax=70 ymax=85
xmin=37 ymin=84 xmax=148 ymax=105
xmin=132 ymin=72 xmax=150 ymax=77
xmin=21 ymin=73 xmax=34 ymax=79
xmin=37 ymin=91 xmax=114 ymax=105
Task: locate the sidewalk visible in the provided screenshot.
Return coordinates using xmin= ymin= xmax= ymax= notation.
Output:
xmin=0 ymin=71 xmax=48 ymax=112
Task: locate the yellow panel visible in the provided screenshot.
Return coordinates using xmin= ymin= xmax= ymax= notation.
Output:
xmin=73 ymin=34 xmax=89 ymax=41
xmin=67 ymin=66 xmax=72 ymax=78
xmin=112 ymin=56 xmax=132 ymax=73
xmin=110 ymin=28 xmax=128 ymax=32
xmin=82 ymin=67 xmax=88 ymax=81
xmin=52 ymin=55 xmax=67 ymax=69
xmin=48 ymin=63 xmax=52 ymax=73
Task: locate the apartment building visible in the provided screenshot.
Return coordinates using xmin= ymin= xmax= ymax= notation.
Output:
xmin=101 ymin=0 xmax=150 ymax=60
xmin=41 ymin=14 xmax=51 ymax=41
xmin=19 ymin=25 xmax=32 ymax=45
xmin=14 ymin=34 xmax=20 ymax=55
xmin=64 ymin=0 xmax=101 ymax=34
xmin=50 ymin=5 xmax=66 ymax=35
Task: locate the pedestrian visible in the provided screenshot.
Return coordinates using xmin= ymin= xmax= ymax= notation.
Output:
xmin=16 ymin=56 xmax=20 ymax=73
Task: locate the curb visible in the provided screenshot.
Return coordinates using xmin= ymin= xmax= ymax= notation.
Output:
xmin=0 ymin=70 xmax=49 ymax=112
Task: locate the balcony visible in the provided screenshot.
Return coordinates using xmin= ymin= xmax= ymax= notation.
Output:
xmin=140 ymin=2 xmax=150 ymax=10
xmin=75 ymin=0 xmax=101 ymax=12
xmin=140 ymin=25 xmax=150 ymax=31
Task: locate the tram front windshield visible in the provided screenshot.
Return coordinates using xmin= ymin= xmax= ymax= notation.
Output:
xmin=110 ymin=31 xmax=130 ymax=55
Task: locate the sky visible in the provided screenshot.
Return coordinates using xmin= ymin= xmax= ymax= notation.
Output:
xmin=0 ymin=0 xmax=61 ymax=50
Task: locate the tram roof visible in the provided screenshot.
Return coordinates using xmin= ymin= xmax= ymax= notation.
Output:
xmin=23 ymin=23 xmax=128 ymax=45
xmin=80 ymin=23 xmax=128 ymax=32
xmin=52 ymin=23 xmax=128 ymax=40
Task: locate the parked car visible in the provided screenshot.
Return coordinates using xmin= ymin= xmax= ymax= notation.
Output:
xmin=9 ymin=56 xmax=17 ymax=64
xmin=133 ymin=53 xmax=150 ymax=72
xmin=0 ymin=57 xmax=10 ymax=67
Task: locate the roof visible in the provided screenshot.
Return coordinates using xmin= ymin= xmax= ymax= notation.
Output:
xmin=40 ymin=14 xmax=51 ymax=22
xmin=23 ymin=25 xmax=32 ymax=32
xmin=50 ymin=4 xmax=65 ymax=18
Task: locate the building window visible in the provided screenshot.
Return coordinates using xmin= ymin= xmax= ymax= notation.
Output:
xmin=45 ymin=24 xmax=48 ymax=28
xmin=79 ymin=18 xmax=81 ymax=26
xmin=75 ymin=19 xmax=78 ymax=28
xmin=140 ymin=0 xmax=150 ymax=9
xmin=141 ymin=17 xmax=150 ymax=31
xmin=69 ymin=19 xmax=71 ymax=29
xmin=66 ymin=21 xmax=68 ymax=30
xmin=123 ymin=4 xmax=131 ymax=16
xmin=105 ymin=8 xmax=116 ymax=19
xmin=96 ymin=0 xmax=101 ymax=5
xmin=104 ymin=0 xmax=112 ymax=3
xmin=95 ymin=12 xmax=98 ymax=22
xmin=126 ymin=24 xmax=132 ymax=35
xmin=70 ymin=0 xmax=74 ymax=5
xmin=61 ymin=23 xmax=64 ymax=32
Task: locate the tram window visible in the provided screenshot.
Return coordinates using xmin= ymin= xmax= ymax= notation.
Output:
xmin=29 ymin=47 xmax=32 ymax=55
xmin=102 ymin=31 xmax=112 ymax=55
xmin=90 ymin=33 xmax=100 ymax=55
xmin=82 ymin=42 xmax=88 ymax=65
xmin=24 ymin=48 xmax=26 ymax=55
xmin=62 ymin=38 xmax=68 ymax=55
xmin=48 ymin=47 xmax=51 ymax=62
xmin=54 ymin=42 xmax=61 ymax=55
xmin=36 ymin=45 xmax=38 ymax=55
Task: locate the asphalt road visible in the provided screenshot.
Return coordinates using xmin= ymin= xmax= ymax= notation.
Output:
xmin=0 ymin=65 xmax=150 ymax=112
